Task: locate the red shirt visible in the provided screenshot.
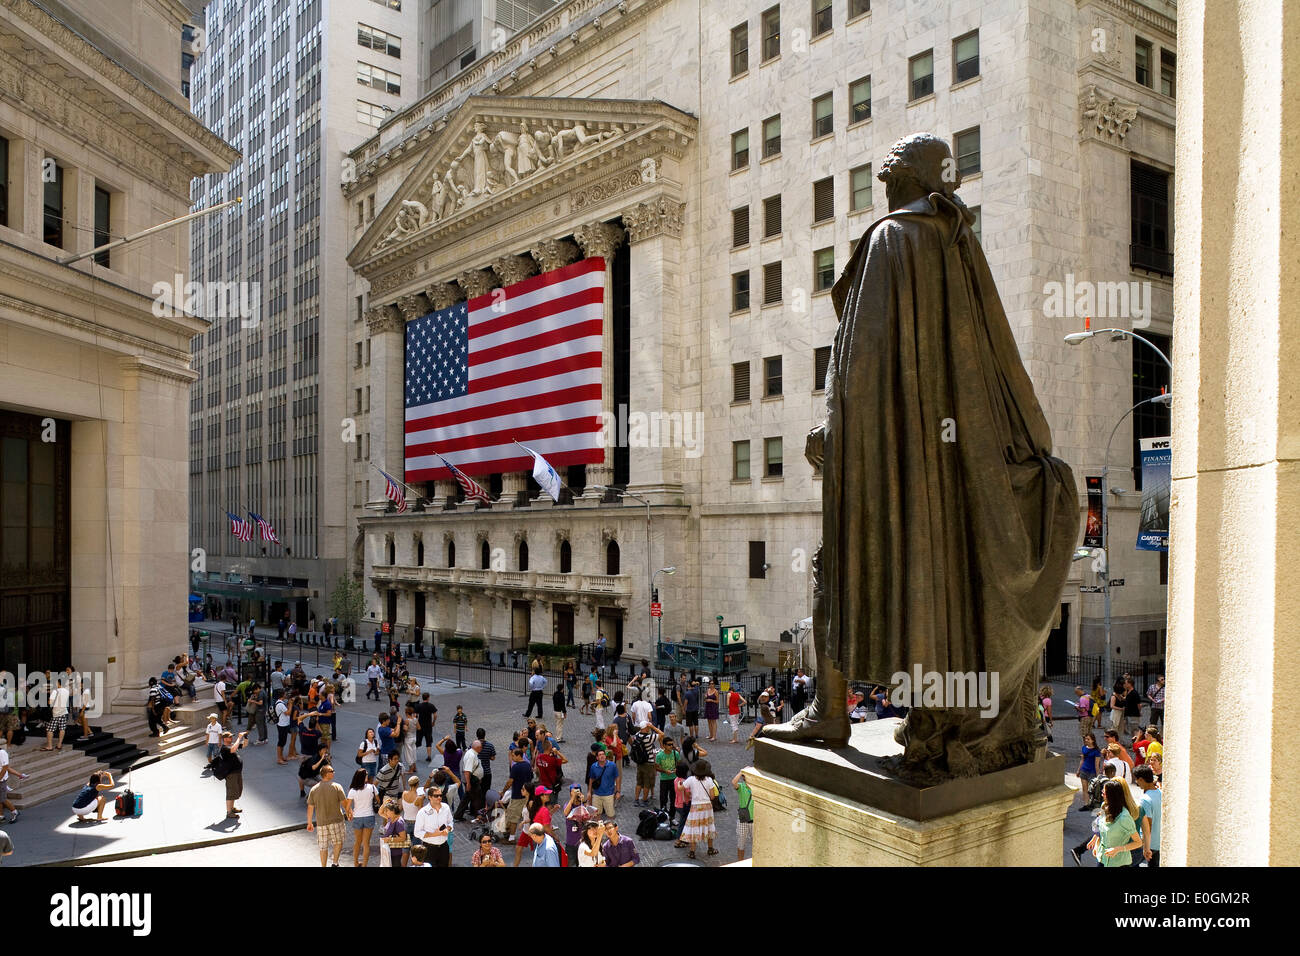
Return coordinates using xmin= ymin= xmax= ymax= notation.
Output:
xmin=1132 ymin=739 xmax=1150 ymax=765
xmin=535 ymin=752 xmax=562 ymax=788
xmin=516 ymin=804 xmax=552 ymax=846
xmin=727 ymin=691 xmax=742 ymax=716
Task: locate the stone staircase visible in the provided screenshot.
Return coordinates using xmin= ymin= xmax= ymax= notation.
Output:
xmin=4 ymin=711 xmax=206 ymax=810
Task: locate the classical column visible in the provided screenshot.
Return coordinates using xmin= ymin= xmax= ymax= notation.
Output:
xmin=456 ymin=268 xmax=498 ymax=300
xmin=491 ymin=253 xmax=539 ymax=287
xmin=424 ymin=281 xmax=461 ymax=311
xmin=574 ymin=220 xmax=626 ymax=489
xmin=366 ymin=304 xmax=406 ymax=503
xmin=530 ymin=239 xmax=580 ymax=273
xmin=619 ymin=197 xmax=687 ymax=495
xmin=1164 ymin=0 xmax=1300 ymax=865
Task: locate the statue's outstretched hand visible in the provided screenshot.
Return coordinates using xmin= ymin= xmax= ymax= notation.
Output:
xmin=805 ymin=423 xmax=826 ymax=470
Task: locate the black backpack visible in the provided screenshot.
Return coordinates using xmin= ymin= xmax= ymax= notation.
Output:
xmin=630 ymin=734 xmax=651 ymax=765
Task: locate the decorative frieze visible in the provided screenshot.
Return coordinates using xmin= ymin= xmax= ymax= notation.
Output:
xmin=621 ymin=196 xmax=685 ymax=243
xmin=371 ymin=266 xmax=417 ymax=296
xmin=572 ymin=166 xmax=647 ymax=213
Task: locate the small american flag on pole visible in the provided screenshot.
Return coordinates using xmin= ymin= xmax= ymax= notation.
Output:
xmin=226 ymin=511 xmax=252 ymax=542
xmin=380 ymin=468 xmax=408 ymax=513
xmin=435 ymin=453 xmax=493 ymax=506
xmin=404 ymin=257 xmax=606 ymax=482
xmin=250 ymin=512 xmax=280 ymax=544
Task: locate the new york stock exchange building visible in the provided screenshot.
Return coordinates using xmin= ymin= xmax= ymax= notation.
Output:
xmin=341 ymin=0 xmax=1175 ymax=671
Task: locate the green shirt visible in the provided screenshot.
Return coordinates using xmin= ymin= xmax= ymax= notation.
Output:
xmin=1097 ymin=808 xmax=1138 ymax=867
xmin=655 ymin=748 xmax=678 ymax=781
xmin=736 ymin=779 xmax=753 ymax=814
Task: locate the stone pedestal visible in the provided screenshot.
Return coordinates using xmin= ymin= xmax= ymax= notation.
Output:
xmin=747 ymin=720 xmax=1072 ymax=866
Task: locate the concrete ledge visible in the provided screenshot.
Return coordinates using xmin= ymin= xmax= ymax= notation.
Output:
xmin=34 ymin=823 xmax=305 ymax=868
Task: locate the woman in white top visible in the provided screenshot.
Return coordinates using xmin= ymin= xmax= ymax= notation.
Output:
xmin=357 ymin=728 xmax=381 ymax=780
xmin=401 ymin=776 xmax=425 ymax=830
xmin=680 ymin=760 xmax=719 ymax=859
xmin=345 ymin=768 xmax=378 ymax=867
xmin=1104 ymin=745 xmax=1133 ymax=783
xmin=578 ymin=820 xmax=606 ymax=867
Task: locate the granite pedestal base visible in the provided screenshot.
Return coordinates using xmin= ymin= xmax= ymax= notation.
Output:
xmin=747 ymin=719 xmax=1074 ymax=866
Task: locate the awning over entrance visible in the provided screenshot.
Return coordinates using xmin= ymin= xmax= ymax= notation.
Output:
xmin=193 ymin=581 xmax=312 ymax=601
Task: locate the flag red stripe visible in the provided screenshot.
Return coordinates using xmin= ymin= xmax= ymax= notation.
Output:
xmin=405 ymin=383 xmax=601 ymax=433
xmin=468 ymin=286 xmax=604 ymax=340
xmin=469 ymin=351 xmax=601 ymax=394
xmin=407 ymin=446 xmax=604 ymax=482
xmin=462 ymin=256 xmax=605 ymax=313
xmin=469 ymin=318 xmax=603 ymax=367
xmin=406 ymin=416 xmax=602 ymax=458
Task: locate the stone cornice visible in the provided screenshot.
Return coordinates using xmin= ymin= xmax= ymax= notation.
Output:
xmin=0 ymin=0 xmax=237 ymax=179
xmin=1093 ymin=0 xmax=1176 ymax=40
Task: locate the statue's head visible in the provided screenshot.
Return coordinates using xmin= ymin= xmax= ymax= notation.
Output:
xmin=878 ymin=133 xmax=959 ymax=208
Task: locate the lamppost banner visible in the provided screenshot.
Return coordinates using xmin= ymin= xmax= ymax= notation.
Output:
xmin=1137 ymin=437 xmax=1171 ymax=552
xmin=1084 ymin=475 xmax=1104 ymax=547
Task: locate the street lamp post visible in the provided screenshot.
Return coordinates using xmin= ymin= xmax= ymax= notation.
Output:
xmin=652 ymin=566 xmax=676 ymax=652
xmin=1065 ymin=327 xmax=1174 ymax=694
xmin=591 ymin=485 xmax=652 ymax=661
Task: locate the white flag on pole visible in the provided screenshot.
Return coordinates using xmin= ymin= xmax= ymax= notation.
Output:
xmin=517 ymin=441 xmax=563 ymax=502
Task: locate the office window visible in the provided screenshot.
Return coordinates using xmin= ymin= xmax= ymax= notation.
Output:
xmin=1131 ymin=161 xmax=1172 ymax=275
xmin=358 ymin=24 xmax=401 ymax=57
xmin=732 ymin=271 xmax=751 ymax=311
xmin=731 ymin=23 xmax=748 ymax=76
xmin=733 ymin=440 xmax=751 ymax=479
xmin=43 ymin=158 xmax=63 ymax=248
xmin=356 ymin=296 xmax=364 ymax=322
xmin=764 ymin=194 xmax=782 ymax=237
xmin=1135 ymin=38 xmax=1153 ymax=87
xmin=970 ymin=205 xmax=982 ymax=243
xmin=732 ymin=206 xmax=750 ymax=247
xmin=813 ymin=177 xmax=834 ymax=222
xmin=812 ymin=0 xmax=832 ymax=37
xmin=749 ymin=540 xmax=767 ymax=578
xmin=357 ymin=99 xmax=386 ymax=127
xmin=762 ymin=6 xmax=781 ymax=60
xmin=93 ymin=186 xmax=111 ymax=267
xmin=1139 ymin=630 xmax=1157 ymax=657
xmin=814 ymin=346 xmax=832 ymax=391
xmin=850 ymin=164 xmax=873 ymax=210
xmin=850 ymin=0 xmax=870 ymax=17
xmin=765 ymin=437 xmax=783 ymax=477
xmin=731 ymin=128 xmax=750 ymax=170
xmin=953 ymin=31 xmax=979 ymax=82
xmin=733 ymin=361 xmax=751 ymax=401
xmin=764 ymin=355 xmax=782 ymax=397
xmin=814 ymin=248 xmax=835 ymax=292
xmin=763 ymin=262 xmax=782 ymax=304
xmin=763 ymin=115 xmax=782 ymax=158
xmin=559 ymin=539 xmax=571 ymax=573
xmin=355 ymin=341 xmax=363 ymax=367
xmin=370 ymin=0 xmax=401 ymax=9
xmin=357 ymin=61 xmax=401 ymax=95
xmin=0 ymin=134 xmax=9 ymax=227
xmin=910 ymin=50 xmax=934 ymax=100
xmin=812 ymin=92 xmax=833 ymax=138
xmin=954 ymin=127 xmax=980 ymax=175
xmin=849 ymin=75 xmax=871 ymax=123
xmin=1161 ymin=50 xmax=1176 ymax=97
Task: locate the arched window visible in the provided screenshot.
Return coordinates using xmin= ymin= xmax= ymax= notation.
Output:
xmin=416 ymin=538 xmax=425 ymax=567
xmin=481 ymin=539 xmax=491 ymax=570
xmin=519 ymin=540 xmax=529 ymax=571
xmin=447 ymin=539 xmax=456 ymax=568
xmin=559 ymin=539 xmax=572 ymax=574
xmin=606 ymin=540 xmax=620 ymax=575
xmin=386 ymin=538 xmax=395 ymax=565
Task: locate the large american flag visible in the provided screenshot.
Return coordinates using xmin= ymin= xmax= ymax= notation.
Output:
xmin=404 ymin=257 xmax=606 ymax=482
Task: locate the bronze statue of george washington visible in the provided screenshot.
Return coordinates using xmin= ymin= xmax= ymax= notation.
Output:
xmin=761 ymin=133 xmax=1079 ymax=782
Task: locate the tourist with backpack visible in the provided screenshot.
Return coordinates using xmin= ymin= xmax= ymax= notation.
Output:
xmin=630 ymin=721 xmax=664 ymax=807
xmin=212 ymin=731 xmax=249 ymax=818
xmin=732 ymin=770 xmax=754 ymax=861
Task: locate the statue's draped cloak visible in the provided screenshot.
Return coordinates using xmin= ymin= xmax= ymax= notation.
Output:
xmin=824 ymin=194 xmax=1078 ymax=698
